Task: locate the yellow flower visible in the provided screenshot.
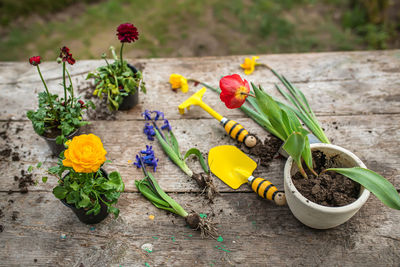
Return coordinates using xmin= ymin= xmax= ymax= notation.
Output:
xmin=169 ymin=74 xmax=188 ymax=93
xmin=64 ymin=140 xmax=71 ymax=147
xmin=240 ymin=56 xmax=260 ymax=75
xmin=62 ymin=134 xmax=107 ymax=173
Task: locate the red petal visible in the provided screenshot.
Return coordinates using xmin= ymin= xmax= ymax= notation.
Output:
xmin=219 ymin=74 xmax=244 ymax=96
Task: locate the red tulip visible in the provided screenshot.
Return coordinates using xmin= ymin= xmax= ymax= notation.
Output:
xmin=29 ymin=56 xmax=41 ymax=66
xmin=219 ymin=74 xmax=250 ymax=109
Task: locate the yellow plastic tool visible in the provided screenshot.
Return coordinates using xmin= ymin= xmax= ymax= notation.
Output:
xmin=178 ymin=87 xmax=257 ymax=148
xmin=208 ymin=145 xmax=286 ymax=206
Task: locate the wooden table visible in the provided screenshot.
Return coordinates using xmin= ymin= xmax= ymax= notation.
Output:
xmin=1 ymin=50 xmax=400 ymax=266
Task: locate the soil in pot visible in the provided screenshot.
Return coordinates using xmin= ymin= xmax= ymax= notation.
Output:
xmin=292 ymin=150 xmax=361 ymax=207
xmin=41 ymin=127 xmax=80 ymax=156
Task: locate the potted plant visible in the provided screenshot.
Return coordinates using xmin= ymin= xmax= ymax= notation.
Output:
xmin=217 ymin=74 xmax=400 ymax=229
xmin=87 ymin=23 xmax=146 ymax=111
xmin=31 ymin=133 xmax=125 ymax=224
xmin=27 ymin=48 xmax=94 ymax=156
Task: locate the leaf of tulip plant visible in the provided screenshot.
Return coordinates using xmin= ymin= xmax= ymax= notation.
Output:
xmin=283 ymin=132 xmax=307 ymax=178
xmin=326 ymin=167 xmax=400 ymax=210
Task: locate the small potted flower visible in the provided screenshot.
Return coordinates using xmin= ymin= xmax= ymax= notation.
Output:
xmin=27 ymin=47 xmax=94 ymax=156
xmin=40 ymin=133 xmax=124 ymax=224
xmin=87 ymin=23 xmax=146 ymax=111
xmin=217 ymin=74 xmax=400 ymax=229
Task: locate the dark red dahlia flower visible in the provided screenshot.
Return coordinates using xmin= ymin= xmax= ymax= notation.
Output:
xmin=219 ymin=74 xmax=250 ymax=109
xmin=29 ymin=56 xmax=41 ymax=66
xmin=117 ymin=23 xmax=139 ymax=43
xmin=59 ymin=46 xmax=76 ymax=65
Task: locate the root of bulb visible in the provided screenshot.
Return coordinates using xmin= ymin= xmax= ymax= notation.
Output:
xmin=185 ymin=213 xmax=218 ymax=239
xmin=192 ymin=172 xmax=219 ymax=202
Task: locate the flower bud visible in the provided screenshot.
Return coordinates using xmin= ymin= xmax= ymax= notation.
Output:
xmin=56 ymin=57 xmax=62 ymax=64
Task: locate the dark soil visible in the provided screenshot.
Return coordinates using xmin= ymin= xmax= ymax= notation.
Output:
xmin=192 ymin=172 xmax=219 ymax=202
xmin=78 ymin=81 xmax=117 ymax=121
xmin=42 ymin=127 xmax=62 ymax=139
xmin=11 ymin=211 xmax=19 ymax=221
xmin=238 ymin=134 xmax=283 ymax=167
xmin=292 ymin=150 xmax=361 ymax=207
xmin=16 ymin=170 xmax=35 ymax=194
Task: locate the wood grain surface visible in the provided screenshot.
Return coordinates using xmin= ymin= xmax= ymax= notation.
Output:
xmin=1 ymin=50 xmax=399 ymax=266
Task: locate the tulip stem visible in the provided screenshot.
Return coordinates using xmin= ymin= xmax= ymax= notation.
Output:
xmin=241 ymin=92 xmax=256 ymax=98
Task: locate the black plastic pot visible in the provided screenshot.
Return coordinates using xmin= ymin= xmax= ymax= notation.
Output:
xmin=60 ymin=169 xmax=109 ymax=224
xmin=118 ymin=64 xmax=140 ymax=110
xmin=41 ymin=128 xmax=81 ymax=157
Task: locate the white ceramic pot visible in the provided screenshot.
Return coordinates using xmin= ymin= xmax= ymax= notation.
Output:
xmin=284 ymin=143 xmax=370 ymax=229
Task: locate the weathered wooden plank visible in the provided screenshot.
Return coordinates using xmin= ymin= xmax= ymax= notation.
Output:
xmin=1 ymin=50 xmax=399 ymax=85
xmin=1 ymin=50 xmax=400 ymax=120
xmin=0 ymin=192 xmax=399 ymax=266
xmin=1 ymin=114 xmax=399 ymax=193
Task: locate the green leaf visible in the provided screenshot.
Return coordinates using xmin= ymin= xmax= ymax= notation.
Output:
xmin=252 ymin=83 xmax=287 ymax=140
xmin=108 ymin=206 xmax=120 ymax=217
xmin=283 ymin=132 xmax=305 ymax=166
xmin=53 ymin=186 xmax=68 ymax=199
xmin=184 ymin=148 xmax=209 ymax=173
xmin=36 ymin=162 xmax=42 ymax=168
xmin=135 ymin=180 xmax=171 ymax=207
xmin=42 ymin=176 xmax=48 ymax=183
xmin=169 ymin=131 xmax=181 ymax=159
xmin=92 ymin=203 xmax=101 ymax=215
xmin=326 ymin=167 xmax=400 ymax=210
xmin=28 ymin=165 xmax=33 ymax=172
xmin=70 ymin=181 xmax=80 ymax=191
xmin=108 ymin=171 xmax=125 ymax=192
xmin=66 ymin=191 xmax=79 ymax=204
xmin=78 ymin=191 xmax=91 ymax=208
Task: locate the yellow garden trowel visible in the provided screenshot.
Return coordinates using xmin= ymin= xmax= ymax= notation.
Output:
xmin=178 ymin=87 xmax=257 ymax=148
xmin=208 ymin=145 xmax=286 ymax=205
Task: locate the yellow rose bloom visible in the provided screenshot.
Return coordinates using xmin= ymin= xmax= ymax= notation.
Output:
xmin=169 ymin=73 xmax=189 ymax=93
xmin=240 ymin=56 xmax=260 ymax=75
xmin=62 ymin=134 xmax=107 ymax=173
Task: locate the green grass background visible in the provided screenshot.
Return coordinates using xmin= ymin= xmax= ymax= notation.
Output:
xmin=0 ymin=0 xmax=398 ymax=61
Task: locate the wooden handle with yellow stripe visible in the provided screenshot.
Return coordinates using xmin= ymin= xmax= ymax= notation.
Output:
xmin=249 ymin=177 xmax=286 ymax=205
xmin=222 ymin=119 xmax=257 ymax=148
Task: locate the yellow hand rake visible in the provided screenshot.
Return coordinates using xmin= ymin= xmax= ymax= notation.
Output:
xmin=178 ymin=87 xmax=257 ymax=148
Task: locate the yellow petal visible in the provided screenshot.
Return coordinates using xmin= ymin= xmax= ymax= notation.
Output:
xmin=180 ymin=78 xmax=189 ymax=93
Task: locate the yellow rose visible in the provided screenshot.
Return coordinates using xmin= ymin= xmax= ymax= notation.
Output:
xmin=62 ymin=134 xmax=107 ymax=173
xmin=169 ymin=73 xmax=188 ymax=93
xmin=240 ymin=56 xmax=259 ymax=75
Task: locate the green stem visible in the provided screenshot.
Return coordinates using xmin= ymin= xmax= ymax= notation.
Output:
xmin=65 ymin=68 xmax=74 ymax=107
xmin=36 ymin=65 xmax=54 ymax=110
xmin=120 ymin=43 xmax=125 ymax=72
xmin=62 ymin=62 xmax=67 ymax=103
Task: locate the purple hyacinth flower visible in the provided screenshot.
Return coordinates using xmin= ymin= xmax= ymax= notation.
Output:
xmin=143 ymin=123 xmax=156 ymax=141
xmin=153 ymin=110 xmax=164 ymax=121
xmin=161 ymin=119 xmax=171 ymax=131
xmin=142 ymin=110 xmax=152 ymax=121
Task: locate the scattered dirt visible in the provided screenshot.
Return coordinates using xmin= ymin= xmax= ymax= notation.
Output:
xmin=292 ymin=150 xmax=360 ymax=207
xmin=11 ymin=211 xmax=19 ymax=221
xmin=238 ymin=134 xmax=283 ymax=168
xmin=192 ymin=172 xmax=219 ymax=202
xmin=78 ymin=81 xmax=117 ymax=121
xmin=15 ymin=170 xmax=35 ymax=194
